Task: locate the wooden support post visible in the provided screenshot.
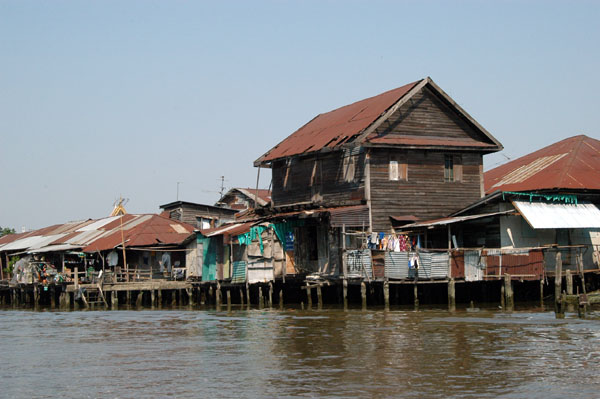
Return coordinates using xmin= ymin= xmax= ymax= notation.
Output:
xmin=74 ymin=267 xmax=79 ymax=289
xmin=577 ymin=252 xmax=587 ymax=295
xmin=555 ymin=251 xmax=563 ymax=318
xmin=504 ymin=274 xmax=514 ymax=310
xmin=306 ymin=284 xmax=312 ymax=308
xmin=384 ymin=281 xmax=390 ymax=310
xmin=413 ymin=283 xmax=419 ymax=309
xmin=343 ymin=279 xmax=348 ymax=310
xmin=171 ymin=289 xmax=177 ymax=306
xmin=112 ymin=290 xmax=118 ymax=309
xmin=136 ymin=291 xmax=143 ymax=307
xmin=566 ymin=270 xmax=573 ymax=295
xmin=187 ymin=288 xmax=195 ymax=306
xmin=540 ymin=278 xmax=544 ymax=307
xmin=178 ymin=289 xmax=183 ymax=305
xmin=73 ymin=292 xmax=80 ymax=310
xmin=317 ymin=285 xmax=323 ymax=310
xmin=200 ymin=287 xmax=206 ymax=305
xmin=34 ymin=285 xmax=39 ymax=308
xmin=240 ymin=288 xmax=244 ymax=306
xmin=216 ymin=283 xmax=222 ymax=307
xmin=268 ymin=282 xmax=273 ymax=308
xmin=208 ymin=286 xmax=213 ymax=305
xmin=258 ymin=286 xmax=264 ymax=309
xmin=500 ymin=282 xmax=505 ymax=309
xmin=448 ymin=278 xmax=455 ymax=312
xmin=151 ymin=290 xmax=156 ymax=308
xmin=279 ymin=288 xmax=283 ymax=309
xmin=361 ymin=281 xmax=367 ymax=310
xmin=50 ymin=286 xmax=56 ymax=309
xmin=226 ymin=289 xmax=231 ymax=308
xmin=245 ymin=282 xmax=250 ymax=306
xmin=157 ymin=289 xmax=162 ymax=308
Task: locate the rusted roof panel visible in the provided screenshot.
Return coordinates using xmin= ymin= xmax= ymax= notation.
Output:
xmin=82 ymin=214 xmax=195 ymax=252
xmin=485 ymin=135 xmax=600 ymax=194
xmin=0 ymin=214 xmax=195 ymax=254
xmin=256 ymin=81 xmax=420 ymax=164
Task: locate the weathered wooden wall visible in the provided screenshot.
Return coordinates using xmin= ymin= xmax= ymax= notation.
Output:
xmin=271 ymin=150 xmax=366 ymax=208
xmin=370 ymin=86 xmax=494 ymax=146
xmin=369 ymin=149 xmax=483 ymax=232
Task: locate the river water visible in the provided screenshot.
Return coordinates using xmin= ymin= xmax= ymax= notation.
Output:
xmin=1 ymin=305 xmax=599 ymax=398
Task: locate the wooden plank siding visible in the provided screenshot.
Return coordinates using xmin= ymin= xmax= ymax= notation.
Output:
xmin=370 ymin=86 xmax=492 ymax=146
xmin=271 ymin=151 xmax=367 ymax=208
xmin=369 ymin=149 xmax=483 ymax=232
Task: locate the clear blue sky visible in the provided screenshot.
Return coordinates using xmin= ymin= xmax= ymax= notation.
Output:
xmin=1 ymin=0 xmax=598 ymax=230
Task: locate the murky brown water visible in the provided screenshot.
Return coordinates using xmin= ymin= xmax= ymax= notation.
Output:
xmin=1 ymin=305 xmax=599 ymax=398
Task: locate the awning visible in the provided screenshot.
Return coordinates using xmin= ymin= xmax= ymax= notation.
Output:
xmin=513 ymin=201 xmax=600 ymax=229
xmin=398 ymin=210 xmax=515 ymax=230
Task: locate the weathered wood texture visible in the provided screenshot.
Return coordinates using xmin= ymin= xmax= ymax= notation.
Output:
xmin=370 ymin=86 xmax=495 ymax=146
xmin=369 ymin=149 xmax=483 ymax=232
xmin=271 ymin=151 xmax=366 ymax=208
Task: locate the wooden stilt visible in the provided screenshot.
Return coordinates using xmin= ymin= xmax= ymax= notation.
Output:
xmin=306 ymin=284 xmax=312 ymax=308
xmin=245 ymin=282 xmax=250 ymax=306
xmin=343 ymin=279 xmax=348 ymax=310
xmin=279 ymin=288 xmax=283 ymax=309
xmin=413 ymin=283 xmax=419 ymax=309
xmin=540 ymin=278 xmax=544 ymax=307
xmin=240 ymin=288 xmax=244 ymax=306
xmin=555 ymin=251 xmax=564 ymax=318
xmin=258 ymin=286 xmax=264 ymax=309
xmin=50 ymin=286 xmax=56 ymax=309
xmin=566 ymin=270 xmax=573 ymax=295
xmin=157 ymin=289 xmax=162 ymax=308
xmin=226 ymin=289 xmax=231 ymax=307
xmin=216 ymin=283 xmax=222 ymax=307
xmin=112 ymin=290 xmax=118 ymax=309
xmin=504 ymin=274 xmax=514 ymax=310
xmin=500 ymin=282 xmax=505 ymax=309
xmin=361 ymin=281 xmax=367 ymax=309
xmin=268 ymin=282 xmax=273 ymax=308
xmin=151 ymin=290 xmax=156 ymax=308
xmin=317 ymin=285 xmax=323 ymax=310
xmin=136 ymin=291 xmax=143 ymax=307
xmin=448 ymin=278 xmax=455 ymax=312
xmin=384 ymin=281 xmax=390 ymax=310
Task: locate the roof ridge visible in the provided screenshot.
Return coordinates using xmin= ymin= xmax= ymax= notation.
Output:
xmin=556 ymin=135 xmax=585 ymax=187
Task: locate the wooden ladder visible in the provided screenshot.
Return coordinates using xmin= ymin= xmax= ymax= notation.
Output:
xmin=81 ymin=272 xmax=108 ymax=308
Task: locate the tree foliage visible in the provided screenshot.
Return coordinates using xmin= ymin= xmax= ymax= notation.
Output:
xmin=0 ymin=226 xmax=16 ymax=237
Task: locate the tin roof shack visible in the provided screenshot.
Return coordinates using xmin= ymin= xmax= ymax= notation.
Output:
xmin=397 ymin=135 xmax=600 ymax=282
xmin=159 ymin=201 xmax=238 ymax=230
xmin=255 ymin=77 xmax=502 ymax=233
xmin=0 ymin=214 xmax=197 ymax=284
xmin=198 ymin=221 xmax=288 ymax=284
xmin=217 ymin=188 xmax=272 ymax=211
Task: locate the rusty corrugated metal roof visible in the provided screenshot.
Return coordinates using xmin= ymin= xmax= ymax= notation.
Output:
xmin=0 ymin=214 xmax=195 ymax=254
xmin=255 ymin=81 xmax=420 ymax=164
xmin=255 ymin=77 xmax=503 ymax=166
xmin=485 ymin=135 xmax=600 ymax=194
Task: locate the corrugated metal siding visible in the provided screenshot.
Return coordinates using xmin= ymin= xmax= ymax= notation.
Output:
xmin=345 ymin=249 xmax=372 ymax=278
xmin=384 ymin=251 xmax=448 ymax=280
xmin=431 ymin=253 xmax=449 ymax=279
xmin=232 ymin=261 xmax=246 ymax=283
xmin=485 ymin=249 xmax=544 ymax=280
xmin=464 ymin=250 xmax=484 ymax=282
xmin=384 ymin=252 xmax=409 ymax=279
xmin=330 ymin=206 xmax=370 ymax=228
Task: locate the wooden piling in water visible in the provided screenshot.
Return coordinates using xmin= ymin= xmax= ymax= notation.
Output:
xmin=555 ymin=251 xmax=564 ymax=318
xmin=226 ymin=289 xmax=231 ymax=307
xmin=279 ymin=288 xmax=283 ymax=309
xmin=539 ymin=278 xmax=544 ymax=307
xmin=136 ymin=291 xmax=143 ymax=307
xmin=268 ymin=282 xmax=273 ymax=308
xmin=448 ymin=278 xmax=455 ymax=311
xmin=413 ymin=283 xmax=419 ymax=309
xmin=361 ymin=281 xmax=367 ymax=309
xmin=306 ymin=284 xmax=312 ymax=308
xmin=343 ymin=279 xmax=348 ymax=310
xmin=316 ymin=285 xmax=323 ymax=310
xmin=504 ymin=274 xmax=514 ymax=310
xmin=258 ymin=286 xmax=264 ymax=309
xmin=384 ymin=281 xmax=390 ymax=310
xmin=239 ymin=288 xmax=244 ymax=306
